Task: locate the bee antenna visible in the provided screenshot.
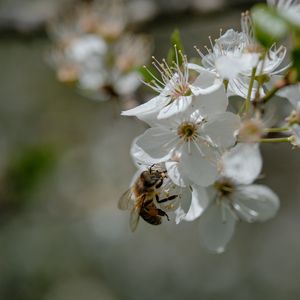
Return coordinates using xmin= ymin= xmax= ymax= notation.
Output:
xmin=149 ymin=163 xmax=156 ymax=173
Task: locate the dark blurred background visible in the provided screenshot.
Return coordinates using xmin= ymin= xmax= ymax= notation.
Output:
xmin=1 ymin=0 xmax=300 ymax=299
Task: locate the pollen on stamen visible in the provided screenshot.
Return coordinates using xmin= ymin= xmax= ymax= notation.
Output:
xmin=141 ymin=47 xmax=190 ymax=101
xmin=177 ymin=122 xmax=199 ymax=142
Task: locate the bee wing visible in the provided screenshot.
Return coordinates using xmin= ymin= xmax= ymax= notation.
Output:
xmin=118 ymin=189 xmax=133 ymax=210
xmin=130 ymin=205 xmax=141 ymax=232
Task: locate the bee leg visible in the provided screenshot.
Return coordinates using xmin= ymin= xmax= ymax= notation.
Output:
xmin=157 ymin=209 xmax=170 ymax=221
xmin=156 ymin=195 xmax=178 ymax=203
xmin=155 ymin=178 xmax=164 ymax=189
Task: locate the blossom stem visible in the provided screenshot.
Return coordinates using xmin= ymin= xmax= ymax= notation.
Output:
xmin=261 ymin=86 xmax=280 ymax=104
xmin=245 ymin=66 xmax=257 ymax=114
xmin=263 ymin=127 xmax=290 ymax=133
xmin=259 ymin=136 xmax=292 ymax=143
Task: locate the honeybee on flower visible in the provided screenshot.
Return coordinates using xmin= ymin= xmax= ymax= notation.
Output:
xmin=119 ymin=0 xmax=300 ymax=254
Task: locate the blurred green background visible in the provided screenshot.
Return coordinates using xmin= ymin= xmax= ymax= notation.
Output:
xmin=1 ymin=1 xmax=300 ymax=300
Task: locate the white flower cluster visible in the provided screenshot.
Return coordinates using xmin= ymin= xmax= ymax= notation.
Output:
xmin=48 ymin=0 xmax=152 ymax=105
xmin=121 ymin=2 xmax=300 ymax=253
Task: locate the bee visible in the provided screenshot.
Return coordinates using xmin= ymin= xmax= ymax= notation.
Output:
xmin=118 ymin=165 xmax=178 ymax=232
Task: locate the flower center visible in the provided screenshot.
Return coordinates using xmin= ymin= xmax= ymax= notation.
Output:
xmin=170 ymin=79 xmax=191 ymax=101
xmin=238 ymin=118 xmax=264 ymax=143
xmin=177 ymin=122 xmax=198 ymax=141
xmin=214 ymin=178 xmax=234 ymax=197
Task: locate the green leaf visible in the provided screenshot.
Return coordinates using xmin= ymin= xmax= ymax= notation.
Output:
xmin=252 ymin=4 xmax=288 ymax=48
xmin=167 ymin=29 xmax=185 ymax=66
xmin=292 ymin=48 xmax=300 ymax=81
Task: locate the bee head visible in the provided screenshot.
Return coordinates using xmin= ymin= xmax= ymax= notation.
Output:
xmin=149 ymin=164 xmax=167 ymax=177
xmin=140 ymin=166 xmax=167 ymax=188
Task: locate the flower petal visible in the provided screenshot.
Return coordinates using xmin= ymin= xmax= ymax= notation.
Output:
xmin=131 ymin=138 xmax=163 ymax=166
xmin=165 ymin=160 xmax=189 ymax=187
xmin=277 ymin=83 xmax=300 ymax=109
xmin=121 ymin=96 xmax=168 ymax=123
xmin=192 ymin=85 xmax=228 ymax=118
xmin=215 ymin=55 xmax=244 ymax=80
xmin=188 ymin=64 xmax=223 ymax=95
xmin=181 ymin=142 xmax=218 ymax=187
xmin=183 ymin=185 xmax=209 ymax=221
xmin=199 ymin=202 xmax=236 ymax=253
xmin=135 ymin=128 xmax=178 ymax=161
xmin=215 ymin=53 xmax=259 ymax=79
xmin=232 ymin=184 xmax=280 ymax=222
xmin=202 ymin=112 xmax=240 ymax=149
xmin=222 ymin=143 xmax=262 ymax=185
xmin=174 ymin=185 xmax=195 ymax=224
xmin=157 ymin=96 xmax=192 ymax=119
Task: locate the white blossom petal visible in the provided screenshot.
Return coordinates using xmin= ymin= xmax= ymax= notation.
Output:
xmin=222 ymin=143 xmax=262 ymax=185
xmin=135 ymin=128 xmax=178 ymax=161
xmin=157 ymin=96 xmax=192 ymax=119
xmin=198 ymin=202 xmax=236 ymax=253
xmin=188 ymin=64 xmax=223 ymax=95
xmin=121 ymin=96 xmax=168 ymax=123
xmin=131 ymin=138 xmax=162 ymax=166
xmin=192 ymin=85 xmax=228 ymax=118
xmin=215 ymin=53 xmax=259 ymax=80
xmin=165 ymin=160 xmax=189 ymax=187
xmin=183 ymin=185 xmax=209 ymax=221
xmin=203 ymin=112 xmax=240 ymax=149
xmin=232 ymin=184 xmax=280 ymax=222
xmin=277 ymin=83 xmax=300 ymax=108
xmin=215 ymin=55 xmax=244 ymax=80
xmin=173 ymin=186 xmax=193 ymax=223
xmin=181 ymin=142 xmax=218 ymax=187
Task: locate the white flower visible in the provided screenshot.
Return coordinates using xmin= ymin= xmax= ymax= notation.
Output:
xmin=195 ymin=143 xmax=280 ymax=253
xmin=132 ymin=87 xmax=240 ymax=187
xmin=196 ymin=12 xmax=287 ymax=99
xmin=268 ymin=0 xmax=300 ymax=27
xmin=66 ymin=34 xmax=107 ymax=63
xmin=121 ymin=50 xmax=222 ymax=122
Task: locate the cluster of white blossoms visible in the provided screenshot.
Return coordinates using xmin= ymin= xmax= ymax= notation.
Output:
xmin=48 ymin=0 xmax=152 ymax=107
xmin=121 ymin=1 xmax=300 ymax=253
